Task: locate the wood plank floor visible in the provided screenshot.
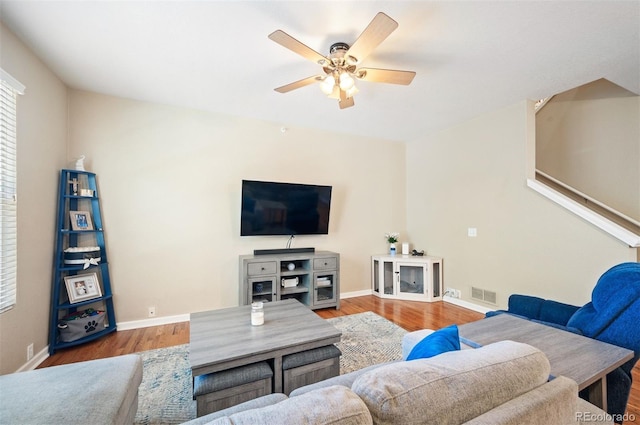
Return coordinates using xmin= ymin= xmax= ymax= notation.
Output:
xmin=39 ymin=296 xmax=639 ymax=424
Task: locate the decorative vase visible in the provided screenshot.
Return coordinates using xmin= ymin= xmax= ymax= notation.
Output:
xmin=389 ymin=243 xmax=396 ymax=255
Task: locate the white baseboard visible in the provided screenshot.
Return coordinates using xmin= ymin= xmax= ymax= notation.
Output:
xmin=16 ymin=346 xmax=49 ymax=372
xmin=116 ymin=313 xmax=190 ymax=331
xmin=443 ymin=296 xmax=493 ymax=314
xmin=340 ymin=289 xmax=373 ymax=299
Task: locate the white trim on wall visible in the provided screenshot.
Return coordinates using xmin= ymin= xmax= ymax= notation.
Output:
xmin=15 ymin=346 xmax=48 ymax=372
xmin=116 ymin=313 xmax=190 ymax=331
xmin=527 ymin=178 xmax=640 ymax=247
xmin=340 ymin=289 xmax=373 ymax=299
xmin=0 ymin=68 xmax=26 ymax=94
xmin=443 ymin=295 xmax=493 ymax=314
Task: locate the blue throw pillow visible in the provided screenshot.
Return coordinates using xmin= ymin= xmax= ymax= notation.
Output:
xmin=406 ymin=324 xmax=461 ymax=361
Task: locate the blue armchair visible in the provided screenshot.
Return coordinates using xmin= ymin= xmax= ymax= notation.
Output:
xmin=486 ymin=262 xmax=640 ymax=422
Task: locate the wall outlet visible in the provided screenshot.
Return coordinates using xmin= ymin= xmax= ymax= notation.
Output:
xmin=148 ymin=306 xmax=156 ymax=317
xmin=27 ymin=343 xmax=34 ymax=361
xmin=445 ymin=288 xmax=460 ymax=298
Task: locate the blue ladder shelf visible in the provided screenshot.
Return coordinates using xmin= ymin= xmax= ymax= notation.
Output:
xmin=48 ymin=169 xmax=117 ymax=354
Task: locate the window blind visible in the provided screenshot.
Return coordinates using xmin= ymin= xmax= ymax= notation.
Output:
xmin=0 ymin=69 xmax=24 ymax=314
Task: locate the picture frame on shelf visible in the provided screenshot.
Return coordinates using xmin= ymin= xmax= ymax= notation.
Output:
xmin=69 ymin=210 xmax=93 ymax=231
xmin=64 ymin=273 xmax=102 ymax=304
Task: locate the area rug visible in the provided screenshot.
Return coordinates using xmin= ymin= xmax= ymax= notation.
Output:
xmin=134 ymin=311 xmax=407 ymax=425
xmin=328 ymin=311 xmax=408 ymax=375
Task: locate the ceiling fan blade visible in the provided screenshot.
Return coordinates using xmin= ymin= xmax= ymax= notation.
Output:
xmin=268 ymin=30 xmax=330 ymax=66
xmin=339 ymin=89 xmax=355 ymax=109
xmin=346 ymin=12 xmax=399 ymax=64
xmin=356 ymin=68 xmax=416 ymax=85
xmin=274 ymin=75 xmax=322 ymax=93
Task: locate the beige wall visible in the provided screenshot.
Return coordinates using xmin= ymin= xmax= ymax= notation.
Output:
xmin=67 ymin=90 xmax=407 ymax=322
xmin=2 ymin=21 xmax=637 ymax=375
xmin=406 ymin=101 xmax=636 ymax=309
xmin=0 ymin=22 xmax=68 ymax=373
xmin=536 ymin=79 xmax=640 ymax=221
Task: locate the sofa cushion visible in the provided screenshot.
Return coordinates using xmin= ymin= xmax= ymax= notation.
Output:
xmin=207 ymin=385 xmax=372 ymax=425
xmin=289 ymin=361 xmax=396 ymax=397
xmin=508 ymin=294 xmax=545 ymax=319
xmin=575 ymin=398 xmax=616 ymax=424
xmin=538 ymin=299 xmax=580 ymax=326
xmin=351 ymin=340 xmax=550 ymax=425
xmin=406 ymin=324 xmax=460 ymax=361
xmin=464 ymin=376 xmax=577 ymax=425
xmin=183 ymin=393 xmax=289 ymax=425
xmin=0 ymin=354 xmax=142 ymax=425
xmin=567 ymin=262 xmax=640 ymax=351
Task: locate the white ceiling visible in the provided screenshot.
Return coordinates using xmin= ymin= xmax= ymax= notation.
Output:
xmin=1 ymin=1 xmax=638 ymax=142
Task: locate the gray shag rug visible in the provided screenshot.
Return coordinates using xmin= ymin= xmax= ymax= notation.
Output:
xmin=134 ymin=311 xmax=407 ymax=424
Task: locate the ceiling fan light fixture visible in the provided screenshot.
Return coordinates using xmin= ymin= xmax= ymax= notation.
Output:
xmin=329 ymin=42 xmax=350 ymax=55
xmin=345 ymin=85 xmax=359 ymax=98
xmin=328 ymin=85 xmax=341 ymax=100
xmin=320 ymin=75 xmax=335 ymax=95
xmin=269 ymin=12 xmax=414 ymax=110
xmin=339 ymin=72 xmax=355 ymax=90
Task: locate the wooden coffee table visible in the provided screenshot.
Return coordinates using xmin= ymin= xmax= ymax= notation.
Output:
xmin=189 ymin=299 xmax=341 ymax=393
xmin=458 ymin=314 xmax=634 ymax=411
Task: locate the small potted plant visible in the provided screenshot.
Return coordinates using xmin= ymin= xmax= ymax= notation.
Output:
xmin=385 ymin=232 xmax=399 ymax=255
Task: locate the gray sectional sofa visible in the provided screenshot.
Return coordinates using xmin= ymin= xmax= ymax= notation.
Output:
xmin=185 ymin=340 xmax=613 ymax=425
xmin=0 ymin=354 xmax=142 ymax=425
xmin=0 ymin=336 xmax=613 ymax=424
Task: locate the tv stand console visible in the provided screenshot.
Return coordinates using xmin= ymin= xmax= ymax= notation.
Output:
xmin=239 ymin=251 xmax=340 ymax=310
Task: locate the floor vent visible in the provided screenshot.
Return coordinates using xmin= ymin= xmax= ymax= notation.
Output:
xmin=471 ymin=286 xmax=497 ymax=305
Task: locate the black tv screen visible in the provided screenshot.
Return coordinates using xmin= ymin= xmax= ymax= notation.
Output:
xmin=240 ymin=180 xmax=332 ymax=236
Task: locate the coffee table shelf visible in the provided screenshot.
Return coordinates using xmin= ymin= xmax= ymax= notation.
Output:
xmin=190 ymin=299 xmax=342 ymax=398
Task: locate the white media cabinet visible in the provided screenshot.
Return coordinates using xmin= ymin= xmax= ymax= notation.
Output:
xmin=371 ymin=254 xmax=443 ymax=302
xmin=239 ymin=250 xmax=340 ymax=310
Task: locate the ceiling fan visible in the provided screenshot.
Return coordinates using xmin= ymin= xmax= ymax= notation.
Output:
xmin=268 ymin=12 xmax=416 ymax=109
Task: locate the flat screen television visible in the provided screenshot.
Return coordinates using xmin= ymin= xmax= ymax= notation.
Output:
xmin=240 ymin=180 xmax=332 ymax=236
